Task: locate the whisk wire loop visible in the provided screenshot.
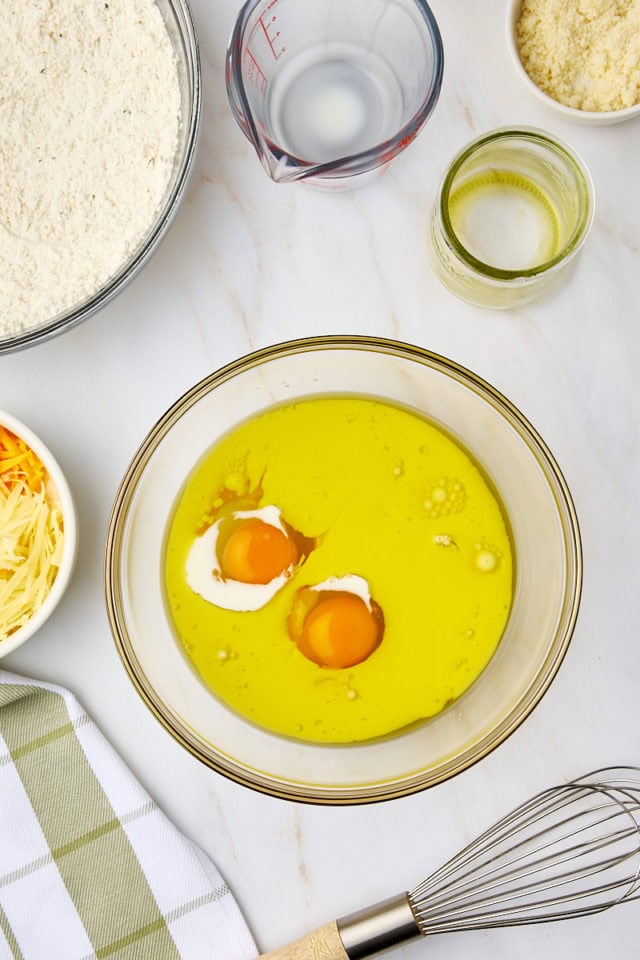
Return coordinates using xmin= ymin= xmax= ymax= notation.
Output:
xmin=416 ymin=804 xmax=640 ymax=912
xmin=412 ymin=784 xmax=593 ymax=898
xmin=408 ymin=778 xmax=640 ymax=935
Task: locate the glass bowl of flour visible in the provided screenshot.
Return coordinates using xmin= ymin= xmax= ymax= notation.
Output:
xmin=0 ymin=0 xmax=201 ymax=354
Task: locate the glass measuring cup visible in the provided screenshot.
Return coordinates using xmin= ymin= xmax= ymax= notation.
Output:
xmin=226 ymin=0 xmax=444 ymax=188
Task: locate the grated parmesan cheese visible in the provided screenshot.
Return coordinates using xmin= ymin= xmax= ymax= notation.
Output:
xmin=0 ymin=477 xmax=64 ymax=642
xmin=0 ymin=0 xmax=181 ymax=337
xmin=517 ymin=0 xmax=640 ymax=111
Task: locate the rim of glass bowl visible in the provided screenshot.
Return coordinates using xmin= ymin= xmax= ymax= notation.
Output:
xmin=438 ymin=128 xmax=594 ymax=282
xmin=0 ymin=0 xmax=202 ymax=356
xmin=225 ymin=0 xmax=444 ymax=181
xmin=105 ymin=335 xmax=583 ymax=805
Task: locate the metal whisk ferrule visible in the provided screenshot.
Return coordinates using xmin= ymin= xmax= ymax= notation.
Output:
xmin=337 ymin=894 xmax=422 ymax=960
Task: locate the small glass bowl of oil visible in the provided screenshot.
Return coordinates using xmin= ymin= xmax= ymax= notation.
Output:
xmin=427 ymin=128 xmax=594 ymax=309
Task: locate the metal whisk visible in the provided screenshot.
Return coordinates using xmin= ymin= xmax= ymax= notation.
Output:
xmin=260 ymin=768 xmax=640 ymax=960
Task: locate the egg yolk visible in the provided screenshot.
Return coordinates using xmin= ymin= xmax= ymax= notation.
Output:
xmin=220 ymin=519 xmax=298 ymax=584
xmin=297 ymin=594 xmax=382 ymax=669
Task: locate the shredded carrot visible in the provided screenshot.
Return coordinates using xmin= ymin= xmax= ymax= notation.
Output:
xmin=0 ymin=426 xmax=46 ymax=494
xmin=0 ymin=426 xmax=64 ymax=642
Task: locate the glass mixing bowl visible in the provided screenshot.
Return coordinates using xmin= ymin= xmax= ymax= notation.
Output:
xmin=0 ymin=0 xmax=201 ymax=355
xmin=105 ymin=337 xmax=581 ymax=804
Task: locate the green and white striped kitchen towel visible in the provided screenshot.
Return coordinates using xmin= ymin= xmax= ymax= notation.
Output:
xmin=0 ymin=670 xmax=257 ymax=960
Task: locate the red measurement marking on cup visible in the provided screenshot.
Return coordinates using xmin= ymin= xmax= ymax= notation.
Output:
xmin=259 ymin=13 xmax=285 ymax=59
xmin=244 ymin=0 xmax=285 ymax=90
xmin=243 ymin=47 xmax=267 ymax=95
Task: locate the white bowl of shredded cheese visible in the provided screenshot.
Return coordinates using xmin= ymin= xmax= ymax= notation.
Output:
xmin=507 ymin=0 xmax=640 ymax=124
xmin=0 ymin=413 xmax=78 ymax=657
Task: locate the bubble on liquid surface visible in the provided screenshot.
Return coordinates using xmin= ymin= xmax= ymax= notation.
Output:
xmin=473 ymin=542 xmax=501 ymax=573
xmin=216 ymin=647 xmax=237 ymax=662
xmin=433 ymin=534 xmax=456 ymax=547
xmin=225 ymin=472 xmax=248 ymax=495
xmin=424 ymin=478 xmax=466 ymax=518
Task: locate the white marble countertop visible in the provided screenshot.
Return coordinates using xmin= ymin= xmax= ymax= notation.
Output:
xmin=3 ymin=0 xmax=640 ymax=957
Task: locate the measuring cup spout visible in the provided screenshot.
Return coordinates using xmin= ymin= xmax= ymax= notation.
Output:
xmin=248 ymin=127 xmax=325 ymax=183
xmin=226 ymin=72 xmax=313 ymax=183
xmin=256 ymin=144 xmax=304 ymax=184
xmin=261 ymin=151 xmax=319 ymax=184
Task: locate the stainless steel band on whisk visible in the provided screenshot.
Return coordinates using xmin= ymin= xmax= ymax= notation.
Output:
xmin=337 ymin=894 xmax=422 ymax=960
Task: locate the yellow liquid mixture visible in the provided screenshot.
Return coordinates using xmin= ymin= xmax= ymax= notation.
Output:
xmin=164 ymin=396 xmax=513 ymax=743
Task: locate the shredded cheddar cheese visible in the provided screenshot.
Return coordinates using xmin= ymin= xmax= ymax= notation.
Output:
xmin=0 ymin=427 xmax=65 ymax=642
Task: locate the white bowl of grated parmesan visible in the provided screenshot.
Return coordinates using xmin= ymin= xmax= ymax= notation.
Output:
xmin=0 ymin=0 xmax=201 ymax=353
xmin=507 ymin=0 xmax=640 ymax=124
xmin=0 ymin=413 xmax=78 ymax=658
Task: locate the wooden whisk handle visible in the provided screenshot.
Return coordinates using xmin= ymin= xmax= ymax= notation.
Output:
xmin=259 ymin=895 xmax=421 ymax=960
xmin=259 ymin=921 xmax=347 ymax=960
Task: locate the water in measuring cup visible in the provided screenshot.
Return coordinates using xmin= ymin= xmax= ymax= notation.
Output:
xmin=266 ymin=42 xmax=405 ymax=164
xmin=448 ymin=170 xmax=562 ymax=272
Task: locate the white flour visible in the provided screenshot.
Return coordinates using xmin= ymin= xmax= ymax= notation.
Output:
xmin=0 ymin=0 xmax=181 ymax=336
